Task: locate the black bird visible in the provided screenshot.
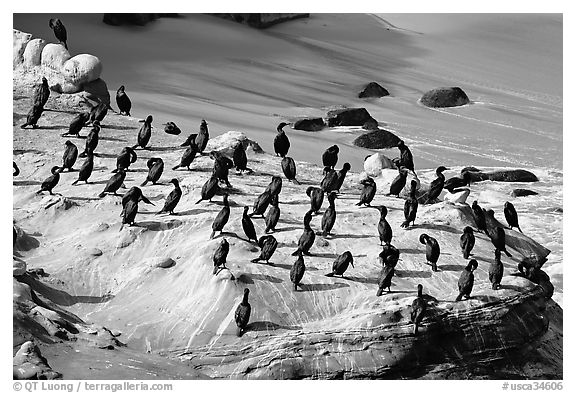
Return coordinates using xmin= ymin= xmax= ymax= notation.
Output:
xmin=89 ymin=102 xmax=108 ymax=124
xmin=292 ymin=210 xmax=315 ymax=256
xmin=79 ymin=121 xmax=100 ymax=157
xmin=460 ymin=226 xmax=475 ymax=259
xmin=134 ymin=115 xmax=153 ymax=149
xmin=211 ymin=151 xmax=234 ymax=188
xmin=235 ymin=288 xmax=251 ymax=337
xmin=376 ymin=265 xmax=395 ymax=296
xmin=61 ymin=140 xmax=78 ymax=172
xmin=195 ymin=176 xmax=221 ymax=204
xmin=444 ymin=171 xmax=471 ymax=193
xmin=157 ymin=179 xmax=182 ymax=215
xmin=33 ymin=77 xmax=50 ymax=108
xmin=210 ymin=194 xmax=230 ymax=239
xmin=116 ymin=85 xmax=131 ymax=116
xmin=264 ymin=176 xmax=282 ymax=197
xmin=141 ymin=157 xmax=164 ymax=186
xmin=471 ymin=200 xmax=489 ymax=235
xmin=242 ymin=206 xmax=258 ymax=243
xmin=322 ymin=145 xmax=339 ymax=168
xmin=114 ymin=146 xmax=137 ymax=173
xmin=334 ymin=162 xmax=351 ymax=193
xmin=290 ymin=251 xmax=306 ymax=291
xmin=281 ymin=156 xmax=300 ymax=184
xmin=379 ymin=244 xmax=400 ymax=268
xmin=410 ymin=284 xmax=426 ymax=336
xmin=212 ymin=238 xmax=230 ymax=275
xmin=388 ymin=166 xmax=408 ymax=197
xmin=306 ymin=186 xmax=324 ymax=214
xmin=396 ymin=140 xmax=415 ymax=175
xmin=401 ymin=180 xmax=419 ymax=228
xmin=98 ymin=168 xmax=126 ymax=198
xmin=320 ymin=166 xmax=339 ymax=193
xmin=20 ymin=104 xmax=43 ymax=129
xmin=37 ymin=166 xmax=61 ymax=195
xmin=455 ymin=259 xmax=478 ymax=301
xmin=250 ymin=190 xmax=272 ymax=218
xmin=233 ymin=142 xmax=248 ymax=173
xmin=489 ymin=249 xmax=504 ymax=290
xmin=72 ymin=152 xmax=94 ymax=185
xmin=251 ymin=235 xmax=278 ymax=264
xmin=163 ymin=121 xmax=181 ymax=135
xmin=419 ymin=234 xmax=440 ymax=272
xmin=487 ymin=224 xmax=513 ymax=258
xmin=504 ymin=201 xmax=522 ymax=233
xmin=13 ymin=162 xmax=20 ymax=177
xmin=264 ymin=194 xmax=280 ymax=234
xmin=120 ymin=198 xmax=139 ymax=229
xmin=356 ymin=177 xmax=376 ymax=207
xmin=121 ymin=187 xmax=154 ymax=209
xmin=196 ymin=119 xmax=210 ymax=154
xmin=325 ymin=251 xmax=354 ymax=278
xmin=64 ymin=111 xmax=90 ymax=137
xmin=372 ymin=205 xmax=392 ymax=246
xmin=173 ymin=134 xmax=198 ymax=170
xmin=423 ymin=166 xmax=449 ymax=204
xmin=49 ymin=18 xmax=68 ymax=49
xmin=274 ymin=122 xmax=290 ymax=157
xmin=321 ymin=191 xmax=337 ymax=237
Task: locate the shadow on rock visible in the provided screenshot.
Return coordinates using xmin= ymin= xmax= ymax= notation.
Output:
xmin=246 ymin=321 xmax=301 ymax=332
xmin=136 ymin=220 xmax=183 ymax=231
xmin=396 ymin=270 xmax=433 ymax=279
xmin=300 ymin=282 xmax=349 ymax=292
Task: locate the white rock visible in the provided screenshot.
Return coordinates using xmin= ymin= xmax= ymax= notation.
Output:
xmin=61 ymin=54 xmax=103 ymax=86
xmin=205 ymin=131 xmax=262 ymax=155
xmin=41 ymin=43 xmax=71 ymax=70
xmin=443 ymin=188 xmax=470 ymax=205
xmin=13 ymin=259 xmax=27 ymax=276
xmin=13 ymin=280 xmax=33 ymax=303
xmin=23 ymin=38 xmax=47 ymax=68
xmin=363 ymin=153 xmax=395 ymax=177
xmin=146 ymin=257 xmax=176 ymax=268
xmin=13 ymin=30 xmax=32 ymax=68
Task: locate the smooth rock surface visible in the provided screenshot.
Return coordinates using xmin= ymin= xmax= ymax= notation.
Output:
xmin=293 ymin=118 xmax=325 ymax=131
xmin=353 ymin=128 xmax=402 ymax=149
xmin=22 ymin=38 xmax=46 ymax=68
xmin=420 ymin=87 xmax=470 ymax=108
xmin=358 ymin=82 xmax=390 ymax=98
xmin=327 ymin=108 xmax=376 ymax=127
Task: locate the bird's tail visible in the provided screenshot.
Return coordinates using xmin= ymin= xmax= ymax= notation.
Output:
xmin=376 ymin=288 xmax=383 ymax=297
xmin=492 ymin=282 xmax=499 ymax=290
xmin=98 ymin=192 xmax=106 ymax=198
xmin=79 ymin=151 xmax=87 ymax=158
xmin=250 ymin=257 xmax=261 ymax=264
xmin=119 ymin=223 xmax=124 ymax=232
xmin=400 ymin=220 xmax=410 ymax=228
xmin=518 ymin=227 xmax=523 ymax=233
xmin=503 ymin=248 xmax=512 ymax=258
xmin=463 ymin=250 xmax=469 ymax=259
xmin=355 ymin=201 xmax=363 ymax=206
xmin=111 ymin=168 xmax=118 ymax=173
xmin=132 ymin=144 xmax=140 ymax=149
xmin=291 ymin=249 xmax=300 ymax=256
xmin=209 ymin=231 xmax=216 ymax=239
xmin=212 ymin=266 xmax=220 ymax=275
xmin=71 ymin=179 xmax=79 ymax=186
xmin=413 ymin=323 xmax=419 ymax=336
xmin=172 ymin=164 xmax=180 ymax=170
xmin=325 ymin=272 xmax=335 ymax=277
xmin=236 ymin=327 xmax=243 ymax=337
xmin=293 ymin=284 xmax=298 ymax=291
xmin=195 ymin=198 xmax=203 ymax=204
xmin=140 ymin=179 xmax=148 ymax=187
xmin=20 ymin=123 xmax=27 ymax=129
xmin=455 ymin=293 xmax=463 ymax=302
xmin=293 ymin=178 xmax=301 ymax=185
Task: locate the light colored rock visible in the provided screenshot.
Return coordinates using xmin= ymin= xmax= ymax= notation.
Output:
xmin=13 ymin=280 xmax=33 ymax=303
xmin=13 ymin=30 xmax=32 ymax=68
xmin=443 ymin=188 xmax=470 ymax=205
xmin=13 ymin=259 xmax=27 ymax=276
xmin=41 ymin=43 xmax=71 ymax=70
xmin=87 ymin=248 xmax=103 ymax=257
xmin=147 ymin=257 xmax=176 ymax=268
xmin=13 ymin=341 xmax=62 ymax=380
xmin=61 ymin=54 xmax=103 ymax=86
xmin=206 ymin=131 xmax=262 ymax=156
xmin=363 ymin=153 xmax=396 ymax=177
xmin=23 ymin=38 xmax=47 ymax=68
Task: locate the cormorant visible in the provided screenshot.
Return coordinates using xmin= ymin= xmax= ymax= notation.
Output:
xmin=325 ymin=251 xmax=354 ymax=278
xmin=401 ymin=180 xmax=418 ymax=228
xmin=235 ymin=288 xmax=251 ymax=337
xmin=210 ymin=193 xmax=230 ymax=239
xmin=455 ymin=259 xmax=478 ymax=301
xmin=292 ymin=210 xmax=315 ymax=256
xmin=356 ymin=177 xmax=376 ymax=207
xmin=274 ymin=122 xmax=290 ymax=157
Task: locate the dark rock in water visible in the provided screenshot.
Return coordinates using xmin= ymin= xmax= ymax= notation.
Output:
xmin=420 ymin=87 xmax=470 ymax=108
xmin=327 ymin=108 xmax=375 ymax=127
xmin=103 ymin=14 xmax=179 ymax=26
xmin=293 ymin=118 xmax=325 ymax=132
xmin=358 ymin=82 xmax=390 ymax=98
xmin=362 ymin=118 xmax=380 ymax=131
xmin=468 ymin=169 xmax=539 ymax=183
xmin=353 ymin=129 xmax=402 ymax=149
xmin=164 ymin=122 xmax=181 ymax=135
xmin=512 ymin=188 xmax=539 ymax=197
xmin=210 ymin=13 xmax=309 ymax=29
xmin=461 ymin=166 xmax=481 ymax=173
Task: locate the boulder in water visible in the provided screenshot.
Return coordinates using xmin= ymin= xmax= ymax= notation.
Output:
xmin=358 ymin=82 xmax=389 ymax=98
xmin=293 ymin=118 xmax=325 ymax=132
xmin=363 ymin=153 xmax=396 ymax=177
xmin=353 ymin=129 xmax=402 ymax=149
xmin=511 ymin=188 xmax=539 ymax=197
xmin=362 ymin=118 xmax=380 ymax=131
xmin=468 ymin=169 xmax=539 ymax=183
xmin=327 ymin=108 xmax=375 ymax=127
xmin=103 ymin=13 xmax=178 ymax=26
xmin=211 ymin=13 xmax=310 ymax=29
xmin=420 ymin=87 xmax=470 ymax=108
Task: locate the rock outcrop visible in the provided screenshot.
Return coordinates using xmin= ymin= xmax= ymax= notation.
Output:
xmin=13 ymin=341 xmax=62 ymax=380
xmin=363 ymin=153 xmax=396 ymax=176
xmin=511 ymin=188 xmax=539 ymax=197
xmin=327 ymin=108 xmax=376 ymax=127
xmin=13 ymin=29 xmax=109 ymax=104
xmin=353 ymin=128 xmax=402 ymax=149
xmin=205 ymin=131 xmax=263 ymax=156
xmin=467 ymin=169 xmax=539 ymax=183
xmin=420 ymin=87 xmax=470 ymax=108
xmin=293 ymin=118 xmax=325 ymax=132
xmin=103 ymin=13 xmax=179 ymax=26
xmin=358 ymin=82 xmax=390 ymax=98
xmin=211 ymin=14 xmax=310 ymax=29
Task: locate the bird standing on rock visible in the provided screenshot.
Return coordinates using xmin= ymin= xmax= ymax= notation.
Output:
xmin=290 ymin=251 xmax=306 ymax=291
xmin=119 ymin=188 xmax=153 ymax=229
xmin=235 ymin=288 xmax=251 ymax=337
xmin=281 ymin=156 xmax=300 ymax=184
xmin=422 ymin=166 xmax=448 ymax=204
xmin=20 ymin=104 xmax=43 ymax=129
xmin=173 ymin=134 xmax=198 ymax=171
xmin=211 ymin=151 xmax=234 ymax=188
xmin=444 ymin=171 xmax=471 ymax=193
xmin=356 ymin=177 xmax=376 ymax=207
xmin=396 ymin=140 xmax=416 ymax=176
xmin=33 ymin=77 xmax=50 ymax=109
xmin=372 ymin=205 xmax=392 ymax=246
xmin=89 ymin=102 xmax=108 ymax=124
xmin=251 ymin=235 xmax=278 ymax=264
xmin=49 ymin=18 xmax=68 ymax=49
xmin=292 ymin=210 xmax=315 ymax=256
xmin=99 ymin=168 xmax=126 ymax=198
xmin=325 ymin=251 xmax=354 ymax=278
xmin=61 ymin=140 xmax=78 ymax=172
xmin=388 ymin=166 xmax=409 ymax=197
xmin=157 ymin=179 xmax=182 ymax=215
xmin=377 ymin=265 xmax=395 ymax=296
xmin=321 ymin=191 xmax=338 ymax=237
xmin=134 ymin=115 xmax=153 ymax=149
xmin=489 ymin=249 xmax=504 ymax=290
xmin=196 ymin=120 xmax=209 ymax=154
xmin=212 ymin=238 xmax=230 ymax=275
xmin=79 ymin=121 xmax=100 ymax=157
xmin=322 ymin=145 xmax=339 ymax=168
xmin=419 ymin=234 xmax=440 ymax=272
xmin=334 ymin=162 xmax=351 ymax=193
xmin=379 ymin=244 xmax=400 ymax=268
xmin=264 ymin=176 xmax=282 ymax=197
xmin=233 ymin=142 xmax=248 ymax=173
xmin=121 ymin=187 xmax=154 ymax=210
xmin=460 ymin=226 xmax=476 ymax=259
xmin=210 ymin=193 xmax=230 ymax=239
xmin=504 ymin=201 xmax=523 ymax=233
xmin=64 ymin=111 xmax=90 ymax=137
xmin=456 ymin=259 xmax=478 ymax=301
xmin=114 ymin=147 xmax=137 ymax=173
xmin=306 ymin=186 xmax=324 ymax=214
xmin=72 ymin=152 xmax=94 ymax=185
xmin=401 ymin=180 xmax=419 ymax=228
xmin=116 ymin=85 xmax=131 ymax=116
xmin=242 ymin=206 xmax=258 ymax=243
xmin=264 ymin=194 xmax=280 ymax=234
xmin=410 ymin=284 xmax=427 ymax=335
xmin=320 ymin=166 xmax=338 ymax=193
xmin=141 ymin=157 xmax=163 ymax=186
xmin=250 ymin=190 xmax=272 ymax=218
xmin=274 ymin=122 xmax=290 ymax=157
xmin=195 ymin=176 xmax=221 ymax=204
xmin=37 ymin=166 xmax=61 ymax=195
xmin=471 ymin=200 xmax=489 ymax=235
